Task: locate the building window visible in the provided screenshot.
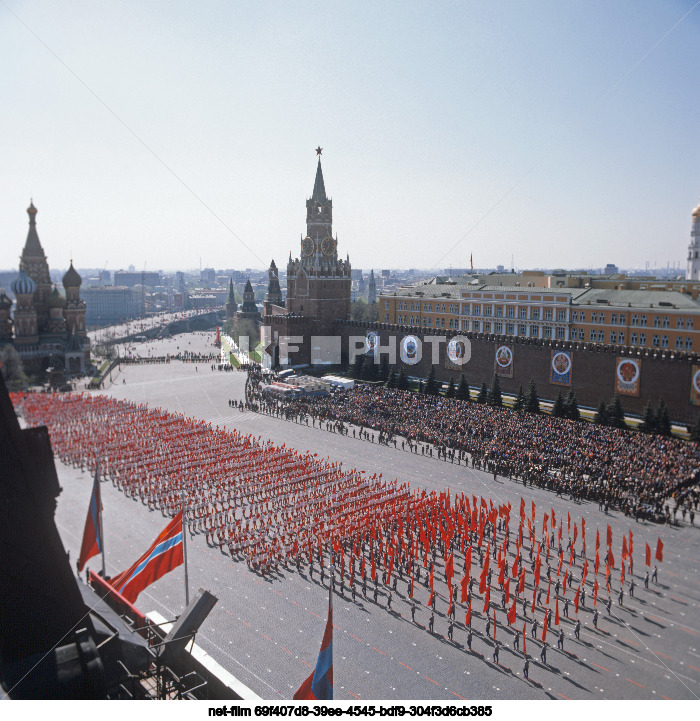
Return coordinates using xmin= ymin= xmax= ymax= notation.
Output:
xmin=639 ymin=333 xmax=646 ymax=345
xmin=557 ymin=309 xmax=566 ymax=322
xmin=675 ymin=336 xmax=684 ymax=349
xmin=556 ymin=327 xmax=565 ymax=339
xmin=590 ymin=330 xmax=596 ymax=342
xmin=484 ymin=305 xmax=492 ymax=317
xmin=496 ymin=306 xmax=503 ymax=317
xmin=520 ymin=308 xmax=528 ymax=319
xmin=473 ymin=321 xmax=480 ymax=332
xmin=507 ymin=323 xmax=515 ymax=335
xmin=495 ymin=322 xmax=503 ymax=334
xmin=384 ymin=301 xmax=389 ymax=309
xmin=520 ymin=324 xmax=527 ymax=336
xmin=591 ymin=312 xmax=598 ymax=323
xmin=507 ymin=307 xmax=515 ymax=318
xmin=385 ymin=314 xmax=390 ymax=322
xmin=640 ymin=315 xmax=647 ymax=326
xmin=611 ymin=313 xmax=618 ymax=324
xmin=462 ymin=319 xmax=469 ymax=330
xmin=652 ymin=334 xmax=659 ymax=347
xmin=686 ymin=336 xmax=693 ymax=349
xmin=531 ymin=308 xmax=540 ymax=320
xmin=473 ymin=304 xmax=481 ymax=316
xmin=688 ymin=318 xmax=694 ymax=329
xmin=677 ymin=318 xmax=685 ymax=329
xmin=631 ymin=314 xmax=638 ymax=326
xmin=544 ymin=309 xmax=553 ymax=321
xmin=543 ymin=326 xmax=552 ymax=338
xmin=531 ymin=327 xmax=539 ymax=338
xmin=610 ymin=331 xmax=617 ymax=343
xmin=598 ymin=330 xmax=604 ymax=342
xmin=661 ymin=335 xmax=669 ymax=348
xmin=653 ymin=316 xmax=661 ymax=328
xmin=484 ymin=321 xmax=491 ymax=332
xmin=618 ymin=315 xmax=625 ymax=325
xmin=578 ymin=328 xmax=585 ymax=340
xmin=422 ymin=317 xmax=427 ymax=326
xmin=662 ymin=316 xmax=670 ymax=328
xmin=631 ymin=333 xmax=638 ymax=345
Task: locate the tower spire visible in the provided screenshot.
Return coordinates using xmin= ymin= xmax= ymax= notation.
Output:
xmin=312 ymin=153 xmax=326 ymax=202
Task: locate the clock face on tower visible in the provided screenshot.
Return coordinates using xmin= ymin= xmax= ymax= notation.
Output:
xmin=302 ymin=237 xmax=314 ymax=256
xmin=321 ymin=236 xmax=336 ymax=256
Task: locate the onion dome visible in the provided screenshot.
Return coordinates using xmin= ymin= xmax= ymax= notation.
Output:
xmin=11 ymin=266 xmax=37 ymax=296
xmin=62 ymin=260 xmax=82 ymax=288
xmin=0 ymin=288 xmax=12 ymax=309
xmin=693 ymin=203 xmax=700 ymax=218
xmin=48 ymin=284 xmax=66 ymax=308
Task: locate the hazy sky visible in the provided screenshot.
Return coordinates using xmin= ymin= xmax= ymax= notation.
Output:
xmin=1 ymin=1 xmax=699 ymax=274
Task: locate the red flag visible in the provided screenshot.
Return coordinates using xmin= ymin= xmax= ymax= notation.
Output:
xmin=493 ymin=610 xmax=497 ymax=640
xmin=541 ymin=611 xmax=548 ymax=642
xmin=465 ymin=600 xmax=472 ymax=627
xmin=593 ymin=578 xmax=599 ymax=606
xmin=656 ymin=538 xmax=664 ymax=563
xmin=645 ymin=543 xmax=651 ymax=567
xmin=622 ymin=536 xmax=628 ymax=560
xmin=483 ymin=584 xmax=491 ymax=614
xmin=429 ymin=562 xmax=434 ymax=592
xmin=555 ymin=596 xmax=560 ymax=625
xmin=563 ymin=572 xmax=567 ymax=596
xmin=460 ymin=574 xmax=469 ymax=603
xmin=522 ymin=621 xmax=527 ymax=654
xmin=77 ymin=465 xmax=103 ymax=573
xmin=504 ymin=577 xmax=510 ymax=605
xmin=574 ymin=586 xmax=580 ymax=613
xmin=545 ymin=578 xmax=551 ymax=605
xmin=508 ymin=598 xmax=517 ymax=625
xmin=518 ymin=568 xmax=525 ymax=594
xmin=110 ymin=512 xmax=184 ymax=604
xmin=606 ymin=524 xmax=612 ymax=548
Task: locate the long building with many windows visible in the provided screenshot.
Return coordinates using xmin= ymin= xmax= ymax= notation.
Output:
xmin=381 ymin=277 xmax=700 ymax=352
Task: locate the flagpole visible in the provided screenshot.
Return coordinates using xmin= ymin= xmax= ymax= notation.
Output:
xmin=97 ymin=459 xmax=106 ymax=578
xmin=182 ymin=483 xmax=190 ymax=606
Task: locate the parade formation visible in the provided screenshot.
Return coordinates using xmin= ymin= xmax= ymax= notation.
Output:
xmin=13 ymin=381 xmax=681 ymax=687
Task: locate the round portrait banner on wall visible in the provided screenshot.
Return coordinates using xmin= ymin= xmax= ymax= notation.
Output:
xmin=494 ymin=344 xmax=514 ymax=377
xmin=400 ymin=335 xmax=421 ymax=365
xmin=614 ymin=357 xmax=641 ymax=397
xmin=365 ymin=331 xmax=378 ymax=355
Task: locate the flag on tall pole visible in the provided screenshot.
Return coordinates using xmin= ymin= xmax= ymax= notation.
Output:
xmin=294 ymin=585 xmax=333 ymax=700
xmin=110 ymin=512 xmax=184 ymax=604
xmin=77 ymin=462 xmax=104 ymax=574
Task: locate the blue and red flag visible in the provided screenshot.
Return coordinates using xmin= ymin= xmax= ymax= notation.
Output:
xmin=110 ymin=512 xmax=184 ymax=604
xmin=77 ymin=464 xmax=103 ymax=573
xmin=293 ymin=585 xmax=333 ymax=700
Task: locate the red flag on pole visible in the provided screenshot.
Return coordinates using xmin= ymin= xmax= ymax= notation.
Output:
xmin=645 ymin=543 xmax=651 ymax=567
xmin=555 ymin=596 xmax=560 ymax=625
xmin=493 ymin=610 xmax=497 ymax=640
xmin=465 ymin=599 xmax=472 ymax=627
xmin=483 ymin=584 xmax=491 ymax=614
xmin=522 ymin=621 xmax=527 ymax=654
xmin=541 ymin=611 xmax=548 ymax=642
xmin=110 ymin=512 xmax=184 ymax=604
xmin=508 ymin=598 xmax=517 ymax=625
xmin=656 ymin=538 xmax=664 ymax=563
xmin=574 ymin=586 xmax=580 ymax=614
xmin=77 ymin=465 xmax=103 ymax=573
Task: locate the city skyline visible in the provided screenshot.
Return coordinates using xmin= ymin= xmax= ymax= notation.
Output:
xmin=1 ymin=1 xmax=699 ymax=272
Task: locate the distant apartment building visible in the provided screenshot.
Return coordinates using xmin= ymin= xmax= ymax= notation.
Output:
xmin=83 ymin=286 xmax=141 ymax=326
xmin=113 ymin=270 xmax=161 ymax=287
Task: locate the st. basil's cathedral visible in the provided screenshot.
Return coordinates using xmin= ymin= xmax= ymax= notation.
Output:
xmin=0 ymin=202 xmax=90 ymax=378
